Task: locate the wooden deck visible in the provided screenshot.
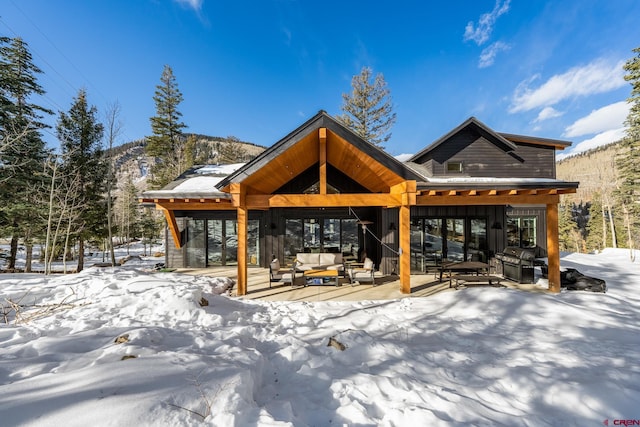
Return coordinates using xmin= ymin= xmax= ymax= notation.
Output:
xmin=175 ymin=267 xmax=549 ymax=301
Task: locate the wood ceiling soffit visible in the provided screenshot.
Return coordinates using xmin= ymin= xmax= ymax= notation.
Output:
xmin=243 ymin=132 xmax=319 ymax=194
xmin=415 ymin=186 xmax=575 ymax=206
xmin=326 ymin=130 xmax=403 ymax=192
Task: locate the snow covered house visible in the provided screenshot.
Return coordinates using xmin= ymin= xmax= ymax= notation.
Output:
xmin=140 ymin=111 xmax=578 ymax=295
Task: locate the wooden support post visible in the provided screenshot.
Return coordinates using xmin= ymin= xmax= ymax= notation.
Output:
xmin=231 ymin=183 xmax=248 ymax=296
xmin=159 ymin=207 xmax=181 ymax=249
xmin=319 ymin=127 xmax=327 ymax=195
xmin=399 ymin=204 xmax=411 ymax=293
xmin=237 ymin=206 xmax=248 ymax=296
xmin=546 ymin=203 xmax=561 ymax=293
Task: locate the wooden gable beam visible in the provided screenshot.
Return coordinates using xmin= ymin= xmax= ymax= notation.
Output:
xmin=246 ymin=193 xmax=403 ymax=208
xmin=158 ymin=207 xmax=181 ymax=249
xmin=319 ymin=128 xmax=327 ymax=195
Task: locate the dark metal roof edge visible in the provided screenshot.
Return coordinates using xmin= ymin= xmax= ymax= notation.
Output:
xmin=499 ymin=132 xmax=572 ymax=149
xmin=218 ymin=110 xmax=423 ymax=187
xmin=217 ymin=111 xmax=329 ymax=189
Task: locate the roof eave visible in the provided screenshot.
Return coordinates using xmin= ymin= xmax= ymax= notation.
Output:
xmin=499 ymin=132 xmax=573 ymax=150
xmin=140 ymin=191 xmax=232 ymax=200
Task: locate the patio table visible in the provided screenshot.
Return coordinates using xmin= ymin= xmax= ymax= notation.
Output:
xmin=304 ymin=269 xmax=340 ymax=286
xmin=439 ymin=261 xmax=490 ymax=283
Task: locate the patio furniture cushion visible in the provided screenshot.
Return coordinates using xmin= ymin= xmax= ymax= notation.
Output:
xmin=348 ymin=257 xmax=375 ymax=284
xmin=295 ymin=253 xmax=344 ymax=272
xmin=270 ymin=258 xmax=304 ymax=287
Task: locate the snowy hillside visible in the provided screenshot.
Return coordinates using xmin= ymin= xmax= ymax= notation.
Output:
xmin=1 ymin=249 xmax=639 ymax=426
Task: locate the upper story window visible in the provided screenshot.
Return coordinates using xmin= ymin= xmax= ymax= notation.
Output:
xmin=446 ymin=161 xmax=463 ymax=173
xmin=303 ymin=182 xmax=340 ymax=194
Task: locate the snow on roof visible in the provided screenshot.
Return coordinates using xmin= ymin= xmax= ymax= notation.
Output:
xmin=194 ymin=163 xmax=245 ymax=176
xmin=172 ymin=176 xmax=225 ymax=191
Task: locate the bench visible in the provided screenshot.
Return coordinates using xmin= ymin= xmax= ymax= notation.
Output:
xmin=450 ymin=274 xmax=502 ymax=288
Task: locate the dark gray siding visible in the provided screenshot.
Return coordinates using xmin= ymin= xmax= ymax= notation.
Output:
xmin=415 ymin=129 xmax=557 ymax=178
xmin=166 ymin=217 xmax=186 ymax=268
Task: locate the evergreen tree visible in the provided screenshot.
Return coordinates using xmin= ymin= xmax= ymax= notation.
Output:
xmin=119 ymin=174 xmax=140 ymax=252
xmin=558 ymin=203 xmax=582 ymax=252
xmin=56 ymin=89 xmax=106 ymax=272
xmin=585 ymin=192 xmax=606 ymax=252
xmin=615 ymin=46 xmax=640 ymax=258
xmin=216 ymin=136 xmax=247 ymax=163
xmin=145 ymin=65 xmax=189 ymax=189
xmin=339 ymin=66 xmax=396 ymax=149
xmin=0 ymin=36 xmax=52 ymax=270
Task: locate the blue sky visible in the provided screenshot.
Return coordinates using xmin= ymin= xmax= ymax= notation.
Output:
xmin=1 ymin=0 xmax=639 ymax=159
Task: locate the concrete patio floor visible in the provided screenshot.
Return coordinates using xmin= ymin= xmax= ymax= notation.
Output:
xmin=176 ymin=266 xmax=549 ymax=302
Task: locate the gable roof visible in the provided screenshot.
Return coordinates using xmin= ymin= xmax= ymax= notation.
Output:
xmin=408 ymin=117 xmax=518 ymax=163
xmin=217 ymin=110 xmax=422 ymax=194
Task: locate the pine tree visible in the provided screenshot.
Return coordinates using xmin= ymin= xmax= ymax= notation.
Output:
xmin=558 ymin=203 xmax=581 ymax=252
xmin=615 ymin=46 xmax=640 ymax=259
xmin=56 ymin=89 xmax=106 ymax=272
xmin=145 ymin=65 xmax=189 ymax=189
xmin=585 ymin=192 xmax=605 ymax=252
xmin=339 ymin=66 xmax=396 ymax=149
xmin=0 ymin=37 xmax=52 ymax=270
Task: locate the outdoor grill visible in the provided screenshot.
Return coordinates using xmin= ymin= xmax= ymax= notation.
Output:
xmin=495 ymin=247 xmax=535 ymax=283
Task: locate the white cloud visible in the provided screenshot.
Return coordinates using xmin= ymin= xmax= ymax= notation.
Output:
xmin=478 ymin=41 xmax=510 ymax=68
xmin=534 ymin=106 xmax=564 ymax=123
xmin=395 ymin=153 xmax=413 ymax=162
xmin=563 ymin=101 xmax=630 ymax=137
xmin=175 ymin=0 xmax=203 ymax=11
xmin=510 ymin=59 xmax=626 ymax=113
xmin=281 ymin=27 xmax=292 ymax=46
xmin=557 ymin=127 xmax=626 ymax=160
xmin=464 ymin=0 xmax=511 ymax=46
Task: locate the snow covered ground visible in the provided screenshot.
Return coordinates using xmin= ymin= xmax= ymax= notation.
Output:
xmin=1 ymin=248 xmax=639 ymax=426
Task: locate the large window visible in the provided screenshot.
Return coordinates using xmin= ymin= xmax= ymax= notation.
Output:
xmin=206 ymin=219 xmax=260 ymax=267
xmin=507 ymin=217 xmax=536 ymax=248
xmin=469 ymin=218 xmax=488 ymax=261
xmin=285 ymin=219 xmax=303 ymax=260
xmin=446 ymin=218 xmax=465 ymax=261
xmin=410 ymin=217 xmax=488 ymax=271
xmin=285 ymin=217 xmax=358 ymax=261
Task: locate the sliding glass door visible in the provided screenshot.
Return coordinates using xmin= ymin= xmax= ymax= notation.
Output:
xmin=207 ymin=219 xmax=259 ymax=267
xmin=410 ymin=217 xmax=488 ymax=271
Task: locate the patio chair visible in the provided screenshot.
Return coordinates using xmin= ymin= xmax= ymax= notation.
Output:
xmin=348 ymin=257 xmax=375 ymax=285
xmin=269 ymin=258 xmax=304 ymax=288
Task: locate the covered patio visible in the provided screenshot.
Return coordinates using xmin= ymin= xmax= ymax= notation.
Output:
xmin=177 ymin=266 xmax=550 ymax=302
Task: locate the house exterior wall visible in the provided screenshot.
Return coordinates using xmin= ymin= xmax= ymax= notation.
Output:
xmin=415 ymin=129 xmax=556 ymax=178
xmin=507 ymin=205 xmax=548 ymax=257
